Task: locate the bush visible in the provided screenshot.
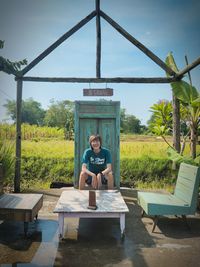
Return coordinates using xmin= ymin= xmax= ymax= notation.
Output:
xmin=21 ymin=154 xmax=174 ymax=188
xmin=0 ymin=141 xmax=15 ymax=186
xmin=120 ymin=156 xmax=173 ymax=187
xmin=21 ymin=156 xmax=74 ymax=186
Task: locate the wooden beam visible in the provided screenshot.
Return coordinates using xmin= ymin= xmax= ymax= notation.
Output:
xmin=20 ymin=10 xmax=97 ymax=76
xmin=18 ymin=76 xmax=177 ymax=83
xmin=14 ymin=80 xmax=23 ymax=193
xmin=100 ymin=10 xmax=176 ymax=77
xmin=176 ymin=56 xmax=200 ymax=79
xmin=96 ymin=0 xmax=101 ymax=78
xmin=185 ymin=55 xmax=192 ymax=86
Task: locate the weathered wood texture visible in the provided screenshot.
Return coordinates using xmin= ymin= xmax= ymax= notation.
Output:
xmin=18 ymin=76 xmax=177 ymax=83
xmin=54 ymin=190 xmax=128 ymax=213
xmin=176 ymin=56 xmax=200 ymax=79
xmin=0 ymin=193 xmax=43 ymax=222
xmin=15 ymin=80 xmax=23 ymax=193
xmin=96 ymin=0 xmax=101 ymax=78
xmin=74 ymin=101 xmax=120 ymax=188
xmin=83 ymin=88 xmax=113 ymax=96
xmin=172 ymin=95 xmax=181 ymax=153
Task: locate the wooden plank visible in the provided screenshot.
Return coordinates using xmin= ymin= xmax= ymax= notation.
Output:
xmin=83 ymin=88 xmax=113 ymax=96
xmin=100 ymin=10 xmax=176 ymax=77
xmin=19 ymin=76 xmax=177 ymax=83
xmin=20 ymin=11 xmax=97 ymax=76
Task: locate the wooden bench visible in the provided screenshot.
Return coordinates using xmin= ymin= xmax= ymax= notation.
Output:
xmin=0 ymin=193 xmax=43 ymax=235
xmin=137 ymin=163 xmax=200 ymax=232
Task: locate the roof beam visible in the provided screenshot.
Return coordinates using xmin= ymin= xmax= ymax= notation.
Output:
xmin=17 ymin=76 xmax=177 ymax=83
xmin=96 ymin=0 xmax=101 ymax=78
xmin=175 ymin=56 xmax=200 ymax=79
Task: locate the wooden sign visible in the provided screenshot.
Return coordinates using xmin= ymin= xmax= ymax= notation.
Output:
xmin=83 ymin=88 xmax=113 ymax=96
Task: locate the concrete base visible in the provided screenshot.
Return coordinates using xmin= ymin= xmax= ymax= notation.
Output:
xmin=0 ymin=187 xmax=200 ymax=267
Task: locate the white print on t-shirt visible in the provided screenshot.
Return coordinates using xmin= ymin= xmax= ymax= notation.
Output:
xmin=90 ymin=157 xmax=105 ymax=165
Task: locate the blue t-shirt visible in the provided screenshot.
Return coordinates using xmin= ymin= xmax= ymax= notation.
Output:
xmin=82 ymin=147 xmax=112 ymax=174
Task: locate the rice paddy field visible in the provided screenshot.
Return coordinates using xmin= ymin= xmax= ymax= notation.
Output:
xmin=21 ymin=138 xmax=192 ymax=160
xmin=1 ymin=126 xmax=199 ymax=191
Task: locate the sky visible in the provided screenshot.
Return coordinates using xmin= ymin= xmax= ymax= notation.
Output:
xmin=0 ymin=0 xmax=200 ymax=125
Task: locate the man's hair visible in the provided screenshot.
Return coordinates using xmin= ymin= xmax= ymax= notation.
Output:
xmin=89 ymin=134 xmax=102 ymax=147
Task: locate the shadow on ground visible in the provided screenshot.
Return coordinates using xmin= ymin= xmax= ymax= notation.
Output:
xmin=0 ymin=188 xmax=200 ymax=267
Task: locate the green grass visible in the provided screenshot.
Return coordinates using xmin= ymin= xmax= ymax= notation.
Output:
xmin=22 ymin=139 xmax=194 ymax=159
xmin=2 ymin=137 xmax=199 ymax=190
xmin=22 ymin=140 xmax=74 ymax=158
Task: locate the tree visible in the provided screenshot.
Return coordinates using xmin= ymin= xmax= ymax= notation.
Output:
xmin=44 ymin=99 xmax=74 ymax=139
xmin=148 ymin=100 xmax=173 ymax=134
xmin=120 ymin=108 xmax=143 ymax=134
xmin=124 ymin=115 xmax=142 ymax=134
xmin=166 ymin=52 xmax=200 ymax=159
xmin=120 ymin=108 xmax=126 ymax=133
xmin=0 ymin=40 xmax=27 ymax=75
xmin=4 ymin=98 xmax=46 ymax=125
xmin=148 ymin=100 xmax=174 ymax=149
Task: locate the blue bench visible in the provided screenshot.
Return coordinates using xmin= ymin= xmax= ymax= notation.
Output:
xmin=137 ymin=163 xmax=200 ymax=232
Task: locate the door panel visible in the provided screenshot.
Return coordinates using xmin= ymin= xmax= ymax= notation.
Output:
xmin=79 ymin=119 xmax=98 ymax=171
xmin=79 ymin=118 xmax=116 ymax=179
xmin=99 ymin=119 xmax=116 ymax=176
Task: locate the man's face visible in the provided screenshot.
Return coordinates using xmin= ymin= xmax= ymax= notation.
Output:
xmin=91 ymin=138 xmax=100 ymax=150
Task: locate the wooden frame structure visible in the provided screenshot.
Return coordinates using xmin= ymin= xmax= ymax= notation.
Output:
xmin=14 ymin=0 xmax=200 ymax=192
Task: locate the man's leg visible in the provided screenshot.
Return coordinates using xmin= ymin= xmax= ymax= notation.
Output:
xmin=79 ymin=171 xmax=88 ymax=190
xmin=105 ymin=171 xmax=114 ymax=189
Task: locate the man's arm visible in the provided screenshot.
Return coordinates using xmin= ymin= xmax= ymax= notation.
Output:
xmin=101 ymin=163 xmax=112 ymax=176
xmin=82 ymin=163 xmax=96 ymax=177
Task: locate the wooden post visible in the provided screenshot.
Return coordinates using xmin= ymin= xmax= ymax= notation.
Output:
xmin=14 ymin=79 xmax=23 ymax=193
xmin=172 ymin=95 xmax=180 ymax=153
xmin=96 ymin=0 xmax=101 ymax=78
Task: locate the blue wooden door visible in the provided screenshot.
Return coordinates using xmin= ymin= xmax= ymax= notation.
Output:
xmin=74 ymin=101 xmax=120 ymax=188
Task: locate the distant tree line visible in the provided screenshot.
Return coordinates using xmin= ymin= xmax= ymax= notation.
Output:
xmin=3 ymin=98 xmax=148 ymax=138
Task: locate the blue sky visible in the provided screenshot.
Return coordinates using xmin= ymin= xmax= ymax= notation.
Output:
xmin=0 ymin=0 xmax=200 ymax=125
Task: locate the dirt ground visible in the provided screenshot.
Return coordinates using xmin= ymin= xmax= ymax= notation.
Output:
xmin=0 ymin=188 xmax=200 ymax=267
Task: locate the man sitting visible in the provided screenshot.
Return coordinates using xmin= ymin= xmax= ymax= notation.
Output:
xmin=79 ymin=134 xmax=114 ymax=190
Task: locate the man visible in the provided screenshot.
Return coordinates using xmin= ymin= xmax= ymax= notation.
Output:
xmin=79 ymin=134 xmax=114 ymax=190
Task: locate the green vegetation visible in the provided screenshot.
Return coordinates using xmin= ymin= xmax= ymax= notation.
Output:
xmin=3 ymin=99 xmax=147 ymax=136
xmin=0 ymin=123 xmax=65 ymax=140
xmin=0 ymin=124 xmax=199 ymax=191
xmin=19 ymin=139 xmax=197 ymax=190
xmin=0 ymin=40 xmax=27 ymax=75
xmin=0 ymin=140 xmax=15 ymax=185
